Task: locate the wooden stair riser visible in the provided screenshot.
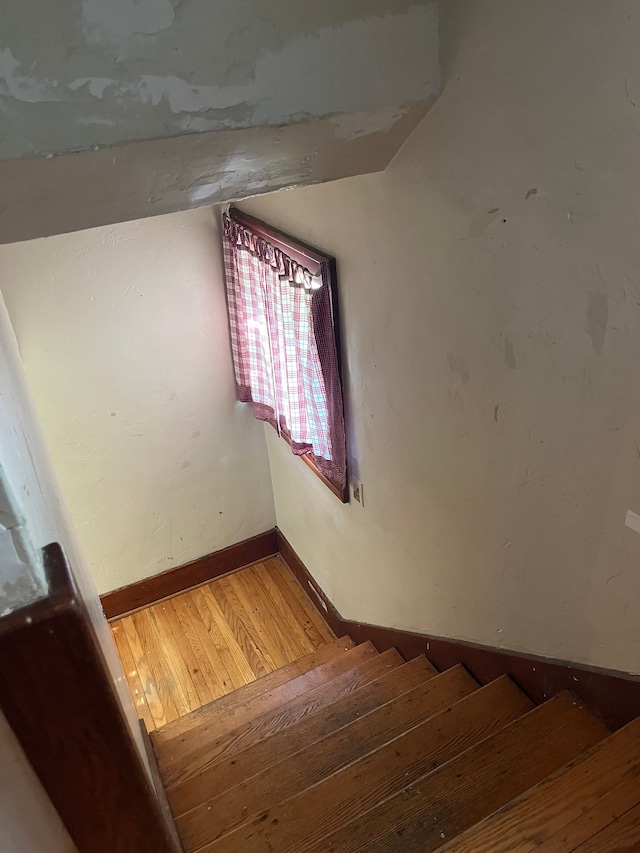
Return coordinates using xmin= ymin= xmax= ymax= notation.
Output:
xmin=302 ymin=692 xmax=609 ymax=853
xmin=173 ymin=666 xmax=480 ymax=840
xmin=196 ymin=676 xmax=534 ymax=853
xmin=167 ymin=655 xmax=438 ymax=814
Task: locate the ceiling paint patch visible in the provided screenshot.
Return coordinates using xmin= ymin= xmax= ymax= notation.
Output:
xmin=75 ymin=115 xmax=118 ymax=127
xmin=248 ymin=4 xmax=439 ymax=125
xmin=137 ymin=75 xmax=249 ymax=114
xmin=81 ymin=0 xmax=175 ymax=44
xmin=69 ymin=77 xmax=117 ymax=99
xmin=0 ymin=48 xmax=63 ymax=104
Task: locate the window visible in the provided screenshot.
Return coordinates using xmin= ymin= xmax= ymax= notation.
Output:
xmin=222 ymin=209 xmax=347 ymax=501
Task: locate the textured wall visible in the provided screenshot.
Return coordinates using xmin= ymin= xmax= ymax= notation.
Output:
xmin=0 ymin=208 xmax=276 ymax=594
xmin=243 ymin=0 xmax=640 ymax=675
xmin=0 ymin=0 xmax=438 ymax=158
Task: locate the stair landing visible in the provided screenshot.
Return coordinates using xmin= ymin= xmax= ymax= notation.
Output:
xmin=110 ymin=556 xmax=334 ymax=730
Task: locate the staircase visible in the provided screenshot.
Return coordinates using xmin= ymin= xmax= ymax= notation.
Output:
xmin=150 ymin=636 xmax=640 ymax=852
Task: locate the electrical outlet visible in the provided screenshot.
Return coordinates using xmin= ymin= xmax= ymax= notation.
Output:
xmin=352 ymin=478 xmax=364 ymax=506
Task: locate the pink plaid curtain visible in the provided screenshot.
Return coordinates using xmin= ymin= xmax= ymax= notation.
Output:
xmin=223 ymin=214 xmax=346 ymax=491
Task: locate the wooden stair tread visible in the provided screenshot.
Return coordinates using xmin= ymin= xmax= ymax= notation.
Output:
xmin=534 ymin=776 xmax=640 ymax=853
xmin=159 ymin=645 xmax=400 ymax=788
xmin=166 ymin=655 xmax=438 ymax=815
xmin=438 ymin=715 xmax=640 ymax=853
xmin=571 ymin=800 xmax=640 ymax=852
xmin=173 ymin=664 xmax=480 ymax=844
xmin=298 ymin=691 xmax=609 ymax=853
xmin=151 ymin=635 xmax=356 ymax=747
xmin=156 ymin=640 xmax=376 ymax=769
xmin=197 ymin=675 xmax=535 ymax=853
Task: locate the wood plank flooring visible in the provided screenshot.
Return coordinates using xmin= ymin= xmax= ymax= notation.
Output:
xmin=110 ymin=556 xmax=336 ymax=731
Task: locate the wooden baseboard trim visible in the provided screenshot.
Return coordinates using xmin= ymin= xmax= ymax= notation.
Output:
xmin=0 ymin=543 xmax=181 ymax=853
xmin=101 ymin=529 xmax=279 ymax=620
xmin=277 ymin=530 xmax=640 ymax=732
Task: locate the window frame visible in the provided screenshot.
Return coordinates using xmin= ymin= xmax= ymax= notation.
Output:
xmin=228 ymin=209 xmax=348 ymax=502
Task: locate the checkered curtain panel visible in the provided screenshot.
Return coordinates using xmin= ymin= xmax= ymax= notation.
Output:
xmin=223 ymin=214 xmax=346 ymax=490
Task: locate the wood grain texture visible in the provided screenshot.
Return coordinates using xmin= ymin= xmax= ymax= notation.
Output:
xmin=204 ymin=676 xmax=535 ymax=853
xmin=121 ymin=613 xmax=168 ymax=728
xmin=535 ymin=776 xmax=640 ymax=853
xmin=166 ymin=595 xmax=224 ymax=705
xmin=301 ymin=693 xmax=608 ymax=853
xmin=267 ymin=556 xmax=336 ymax=647
xmin=439 ymin=716 xmax=640 ymax=853
xmin=149 ymin=602 xmax=202 ymax=715
xmin=130 ymin=608 xmax=182 ymax=725
xmin=0 ymin=543 xmax=181 ymax=853
xmin=159 ymin=642 xmax=380 ymax=790
xmin=259 ymin=558 xmax=333 ymax=649
xmin=169 ymin=648 xmax=406 ymax=818
xmin=278 ymin=530 xmax=640 ymax=732
xmin=113 ymin=558 xmax=336 ymax=732
xmin=207 ymin=577 xmax=277 ymax=676
xmin=175 ymin=664 xmax=479 ymax=846
xmin=571 ymin=801 xmax=640 ymax=852
xmin=167 ymin=656 xmax=437 ymax=812
xmin=111 ymin=620 xmax=154 ymax=730
xmin=101 ymin=529 xmax=279 ymax=619
xmin=153 ymin=636 xmax=354 ymax=748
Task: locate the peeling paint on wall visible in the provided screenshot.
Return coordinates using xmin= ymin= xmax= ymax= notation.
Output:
xmin=0 ymin=530 xmax=39 ymax=617
xmin=81 ymin=0 xmax=175 ymax=44
xmin=68 ymin=77 xmax=116 ymax=99
xmin=0 ymin=48 xmax=62 ymax=104
xmin=0 ymin=1 xmax=439 ymax=159
xmin=0 ymin=100 xmax=430 ymax=243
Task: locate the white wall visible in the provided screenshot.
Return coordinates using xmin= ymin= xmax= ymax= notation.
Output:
xmin=0 ymin=293 xmax=143 ymax=850
xmin=242 ymin=0 xmax=640 ymax=675
xmin=0 ymin=295 xmax=76 ymax=851
xmin=0 ymin=711 xmax=76 ymax=853
xmin=0 ymin=208 xmax=276 ymax=594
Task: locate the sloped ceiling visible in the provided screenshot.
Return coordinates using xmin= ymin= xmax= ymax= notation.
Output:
xmin=0 ymin=0 xmax=440 ymax=242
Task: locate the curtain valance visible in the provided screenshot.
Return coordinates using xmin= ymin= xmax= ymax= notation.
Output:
xmin=223 ymin=215 xmax=321 ymax=291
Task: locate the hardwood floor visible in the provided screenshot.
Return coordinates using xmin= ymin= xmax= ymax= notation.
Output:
xmin=110 ymin=556 xmax=336 ymax=731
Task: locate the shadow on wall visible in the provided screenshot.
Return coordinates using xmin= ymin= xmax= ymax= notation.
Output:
xmin=438 ymin=0 xmax=471 ymax=87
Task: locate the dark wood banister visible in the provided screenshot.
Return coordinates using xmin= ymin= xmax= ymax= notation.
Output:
xmin=0 ymin=543 xmax=183 ymax=853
